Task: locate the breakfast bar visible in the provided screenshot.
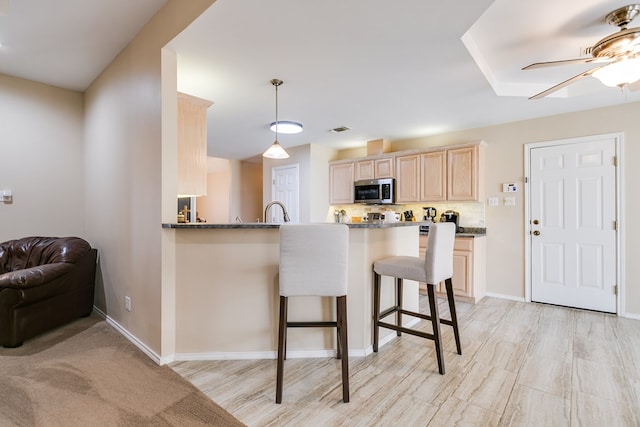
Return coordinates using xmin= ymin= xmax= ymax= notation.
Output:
xmin=162 ymin=222 xmax=420 ymax=359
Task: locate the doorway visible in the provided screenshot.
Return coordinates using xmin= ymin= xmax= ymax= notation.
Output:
xmin=269 ymin=164 xmax=299 ymax=223
xmin=525 ymin=133 xmax=622 ymax=313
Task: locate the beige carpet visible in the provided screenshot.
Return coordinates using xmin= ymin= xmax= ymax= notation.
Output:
xmin=0 ymin=314 xmax=245 ymax=427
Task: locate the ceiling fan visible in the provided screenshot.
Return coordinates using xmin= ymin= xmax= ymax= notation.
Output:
xmin=523 ymin=4 xmax=640 ymax=99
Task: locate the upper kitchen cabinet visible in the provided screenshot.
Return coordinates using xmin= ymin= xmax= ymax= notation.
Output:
xmin=177 ymin=92 xmax=213 ymax=197
xmin=329 ymin=162 xmax=354 ymax=204
xmin=447 ymin=145 xmax=482 ymax=201
xmin=355 ymin=157 xmax=394 ymax=180
xmin=395 ymin=154 xmax=421 ymax=202
xmin=405 ymin=142 xmax=485 ymax=202
xmin=420 ymin=151 xmax=447 ymax=201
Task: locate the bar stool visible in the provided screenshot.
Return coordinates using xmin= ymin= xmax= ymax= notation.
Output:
xmin=276 ymin=223 xmax=350 ymax=404
xmin=372 ymin=222 xmax=461 ymax=375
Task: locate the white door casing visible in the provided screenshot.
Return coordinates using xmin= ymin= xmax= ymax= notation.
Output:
xmin=270 ymin=164 xmax=299 ymax=223
xmin=527 ymin=134 xmax=620 ymax=313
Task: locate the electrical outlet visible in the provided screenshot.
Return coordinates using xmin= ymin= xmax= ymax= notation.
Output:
xmin=487 ymin=197 xmax=499 ymax=207
xmin=125 ymin=296 xmax=131 ymax=311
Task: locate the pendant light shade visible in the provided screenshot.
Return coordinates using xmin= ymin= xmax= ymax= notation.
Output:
xmin=263 ymin=79 xmax=290 ymax=159
xmin=270 ymin=120 xmax=303 ymax=134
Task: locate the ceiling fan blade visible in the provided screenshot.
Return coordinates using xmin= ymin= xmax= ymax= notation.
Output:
xmin=523 ymin=57 xmax=612 ymax=70
xmin=529 ymin=64 xmax=608 ymax=99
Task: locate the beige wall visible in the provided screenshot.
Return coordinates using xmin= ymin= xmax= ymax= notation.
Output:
xmin=263 ymin=143 xmax=338 ymax=223
xmin=198 ymin=157 xmax=231 ymax=222
xmin=239 ymin=160 xmax=263 ymax=222
xmin=386 ymin=102 xmax=639 ymax=316
xmin=0 ymin=74 xmax=85 ymax=241
xmin=84 ymin=0 xmax=216 ymax=358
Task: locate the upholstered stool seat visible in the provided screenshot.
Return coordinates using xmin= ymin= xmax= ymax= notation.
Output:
xmin=276 ymin=223 xmax=350 ymax=404
xmin=372 ymin=222 xmax=461 ymax=375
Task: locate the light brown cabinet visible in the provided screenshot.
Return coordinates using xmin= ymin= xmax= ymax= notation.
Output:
xmin=329 ymin=141 xmax=483 ymax=205
xmin=395 ymin=154 xmax=421 ymax=202
xmin=419 ymin=234 xmax=486 ymax=303
xmin=420 ymin=151 xmax=447 ymax=201
xmin=329 ymin=162 xmax=354 ymax=204
xmin=447 ymin=145 xmax=479 ymax=201
xmin=355 ymin=157 xmax=394 ymax=180
xmin=177 ymin=92 xmax=213 ymax=197
xmin=396 ymin=143 xmax=482 ymax=202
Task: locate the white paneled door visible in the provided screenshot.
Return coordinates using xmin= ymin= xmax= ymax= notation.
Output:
xmin=529 ymin=136 xmax=618 ymax=313
xmin=271 ymin=164 xmax=299 ymax=223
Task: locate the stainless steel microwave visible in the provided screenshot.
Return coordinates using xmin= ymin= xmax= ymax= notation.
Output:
xmin=354 ymin=178 xmax=395 ymax=204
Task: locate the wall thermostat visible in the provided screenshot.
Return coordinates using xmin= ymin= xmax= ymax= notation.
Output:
xmin=502 ymin=183 xmax=518 ymax=193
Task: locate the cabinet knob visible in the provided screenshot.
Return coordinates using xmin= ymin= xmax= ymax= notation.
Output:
xmin=532 ymin=219 xmax=539 ymax=225
xmin=533 ymin=230 xmax=541 ymax=236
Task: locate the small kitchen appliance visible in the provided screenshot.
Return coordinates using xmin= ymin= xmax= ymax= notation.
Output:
xmin=423 ymin=207 xmax=437 ymax=222
xmin=440 ymin=210 xmax=460 ymax=232
xmin=354 ymin=178 xmax=395 ymax=205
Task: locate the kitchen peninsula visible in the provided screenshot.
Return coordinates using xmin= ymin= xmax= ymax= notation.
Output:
xmin=162 ymin=221 xmax=419 ymax=359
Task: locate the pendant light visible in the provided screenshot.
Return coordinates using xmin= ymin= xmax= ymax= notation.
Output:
xmin=263 ymin=79 xmax=290 ymax=159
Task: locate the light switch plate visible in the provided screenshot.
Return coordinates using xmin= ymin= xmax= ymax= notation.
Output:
xmin=504 ymin=196 xmax=516 ymax=206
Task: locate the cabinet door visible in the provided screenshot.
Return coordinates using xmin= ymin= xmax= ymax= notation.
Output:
xmin=447 ymin=146 xmax=478 ymax=200
xmin=451 ymin=251 xmax=470 ymax=296
xmin=420 ymin=151 xmax=446 ymax=201
xmin=375 ymin=157 xmax=394 ymax=178
xmin=177 ymin=93 xmax=212 ymax=197
xmin=329 ymin=163 xmax=354 ymax=204
xmin=355 ymin=160 xmax=374 ymax=181
xmin=420 ymin=235 xmax=473 ymax=297
xmin=395 ymin=154 xmax=420 ymax=202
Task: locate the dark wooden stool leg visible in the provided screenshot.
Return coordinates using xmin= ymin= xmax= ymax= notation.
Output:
xmin=338 ymin=295 xmax=350 ymax=402
xmin=373 ymin=272 xmax=381 ymax=352
xmin=336 ymin=298 xmax=342 ymax=360
xmin=445 ymin=278 xmax=462 ymax=355
xmin=427 ymin=283 xmax=445 ymax=375
xmin=276 ymin=296 xmax=287 ymax=403
xmin=396 ymin=278 xmax=403 ymax=336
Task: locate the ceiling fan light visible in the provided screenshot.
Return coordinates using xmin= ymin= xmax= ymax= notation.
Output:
xmin=263 ymin=140 xmax=290 ymax=159
xmin=270 ymin=121 xmax=303 ymax=134
xmin=593 ymin=57 xmax=640 ymax=87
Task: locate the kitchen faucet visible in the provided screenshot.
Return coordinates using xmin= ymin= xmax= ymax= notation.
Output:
xmin=264 ymin=201 xmax=290 ymax=223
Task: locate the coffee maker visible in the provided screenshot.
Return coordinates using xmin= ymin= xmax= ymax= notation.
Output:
xmin=440 ymin=210 xmax=460 ymax=232
xmin=423 ymin=207 xmax=437 ymax=222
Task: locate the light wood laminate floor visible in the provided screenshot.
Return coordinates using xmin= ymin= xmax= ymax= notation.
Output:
xmin=171 ymin=296 xmax=640 ymax=426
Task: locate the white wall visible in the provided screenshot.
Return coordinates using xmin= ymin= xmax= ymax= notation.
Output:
xmin=0 ymin=74 xmax=85 ymax=241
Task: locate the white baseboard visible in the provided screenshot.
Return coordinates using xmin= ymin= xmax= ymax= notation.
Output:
xmin=484 ymin=292 xmax=526 ymax=302
xmin=622 ymin=311 xmax=640 ymax=320
xmin=93 ymin=306 xmax=163 ymax=365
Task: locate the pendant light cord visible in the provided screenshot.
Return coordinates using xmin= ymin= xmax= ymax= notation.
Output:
xmin=271 ymin=78 xmax=283 ymax=142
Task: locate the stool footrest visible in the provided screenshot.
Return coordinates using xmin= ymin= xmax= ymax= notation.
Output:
xmin=378 ymin=320 xmax=435 ymax=341
xmin=379 ymin=307 xmax=455 ymax=327
xmin=287 ymin=321 xmax=338 ymax=328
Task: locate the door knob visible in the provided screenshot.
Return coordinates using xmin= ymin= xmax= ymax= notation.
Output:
xmin=533 ymin=230 xmax=541 ymax=236
xmin=532 ymin=219 xmax=539 ymax=225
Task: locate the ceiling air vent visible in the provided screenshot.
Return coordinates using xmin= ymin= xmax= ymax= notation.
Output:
xmin=330 ymin=126 xmax=351 ymax=133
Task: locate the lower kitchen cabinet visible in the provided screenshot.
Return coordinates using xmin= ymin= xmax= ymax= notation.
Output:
xmin=419 ymin=234 xmax=486 ymax=303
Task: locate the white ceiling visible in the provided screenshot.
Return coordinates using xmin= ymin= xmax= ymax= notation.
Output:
xmin=2 ymin=0 xmax=640 ymax=160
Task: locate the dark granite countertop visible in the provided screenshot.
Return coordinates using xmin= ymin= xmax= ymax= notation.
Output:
xmin=419 ymin=226 xmax=486 ymax=237
xmin=162 ymin=221 xmax=421 ymax=229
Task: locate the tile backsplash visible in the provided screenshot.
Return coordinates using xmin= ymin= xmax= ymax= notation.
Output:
xmin=328 ymin=201 xmax=485 ymax=227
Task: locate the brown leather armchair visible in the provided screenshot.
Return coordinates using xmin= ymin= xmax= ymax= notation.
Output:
xmin=0 ymin=236 xmax=97 ymax=348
